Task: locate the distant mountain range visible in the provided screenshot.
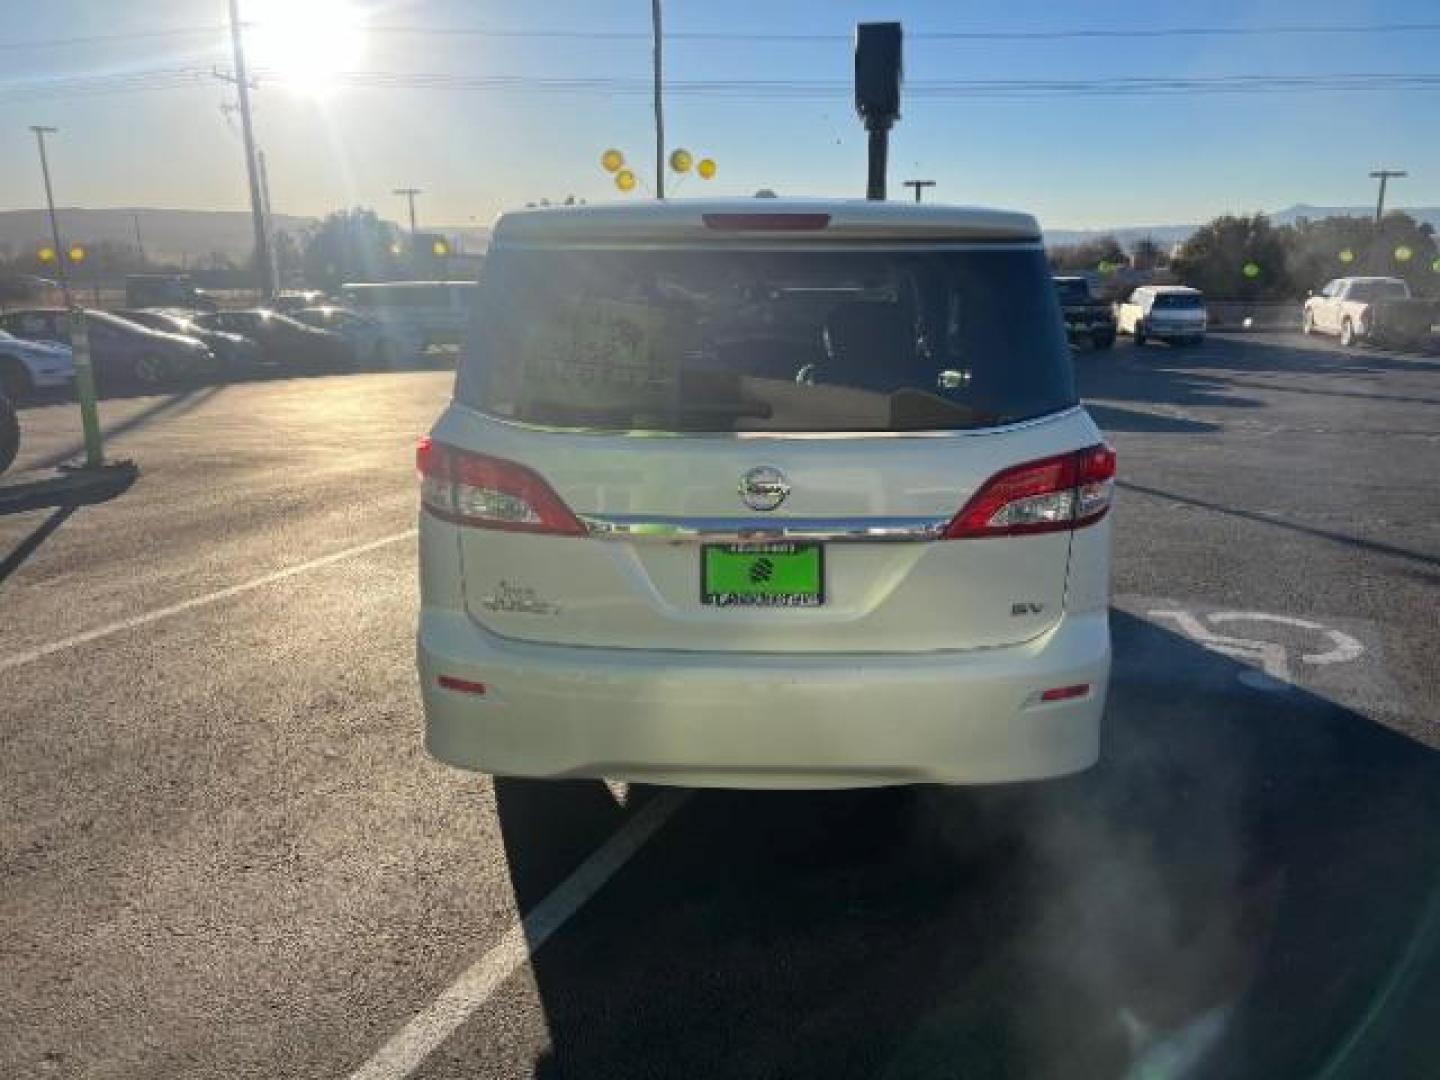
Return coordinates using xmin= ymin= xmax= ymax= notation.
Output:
xmin=0 ymin=207 xmax=493 ymax=263
xmin=0 ymin=203 xmax=1433 ymax=261
xmin=1043 ymin=204 xmax=1440 ymax=250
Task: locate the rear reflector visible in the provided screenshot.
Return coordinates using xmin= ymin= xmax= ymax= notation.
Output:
xmin=1040 ymin=683 xmax=1090 ymax=702
xmin=702 ymin=213 xmax=831 ymax=231
xmin=438 ymin=675 xmax=488 ymax=695
xmin=417 ymin=438 xmax=586 ymax=536
xmin=944 ymin=443 xmax=1116 ymax=539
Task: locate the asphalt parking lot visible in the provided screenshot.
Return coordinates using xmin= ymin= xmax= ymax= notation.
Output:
xmin=2 ymin=332 xmax=1438 ymax=1079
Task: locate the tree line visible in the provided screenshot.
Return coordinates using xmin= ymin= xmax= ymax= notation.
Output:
xmin=0 ymin=207 xmax=454 ymax=299
xmin=1049 ymin=211 xmax=1439 ymax=301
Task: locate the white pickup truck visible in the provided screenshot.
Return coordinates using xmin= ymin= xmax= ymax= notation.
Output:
xmin=1302 ymin=276 xmax=1439 ymax=348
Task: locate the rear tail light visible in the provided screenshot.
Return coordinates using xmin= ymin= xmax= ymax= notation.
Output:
xmin=944 ymin=444 xmax=1116 ymax=539
xmin=417 ymin=438 xmax=585 ymax=536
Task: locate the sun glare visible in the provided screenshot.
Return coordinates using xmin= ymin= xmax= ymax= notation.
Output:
xmin=248 ymin=0 xmax=366 ymax=97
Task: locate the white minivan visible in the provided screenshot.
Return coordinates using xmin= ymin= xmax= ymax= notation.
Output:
xmin=417 ymin=200 xmax=1113 ymax=789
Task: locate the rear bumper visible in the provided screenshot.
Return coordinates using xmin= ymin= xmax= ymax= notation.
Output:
xmin=418 ymin=609 xmax=1110 ymax=789
xmin=1147 ymin=323 xmax=1206 ymax=339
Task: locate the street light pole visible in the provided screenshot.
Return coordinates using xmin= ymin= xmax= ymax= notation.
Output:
xmin=652 ymin=0 xmax=665 ymax=200
xmin=31 ymin=127 xmax=68 ymax=304
xmin=393 ymin=188 xmax=422 ymax=234
xmin=1369 ymin=169 xmax=1407 ymax=222
xmin=227 ymin=0 xmax=273 ymax=300
xmin=29 ymin=124 xmax=103 ymax=468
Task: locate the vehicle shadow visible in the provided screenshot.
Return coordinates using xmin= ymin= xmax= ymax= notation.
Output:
xmin=480 ymin=612 xmax=1440 ymax=1080
xmin=0 ymin=503 xmax=76 ymax=584
xmin=1083 ymin=402 xmax=1221 ymax=434
xmin=21 ymin=385 xmax=225 ymax=472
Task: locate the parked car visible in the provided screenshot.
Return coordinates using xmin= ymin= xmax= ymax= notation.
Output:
xmin=124 ymin=274 xmax=218 ymax=312
xmin=117 ymin=308 xmax=262 ymax=376
xmin=191 ymin=309 xmax=352 ymax=371
xmin=290 ymin=305 xmax=424 ymax=367
xmin=339 ymin=281 xmax=476 ymax=346
xmin=1302 ymin=276 xmax=1439 ymax=348
xmin=0 ymin=328 xmax=74 ymax=400
xmin=271 ymin=290 xmax=330 ymax=314
xmin=1115 ymin=285 xmax=1207 ymax=345
xmin=0 ymin=308 xmax=215 ymax=389
xmin=1054 ymin=276 xmax=1116 ymax=349
xmin=417 ymin=199 xmax=1114 ymax=788
xmin=0 ymin=391 xmax=17 ymax=475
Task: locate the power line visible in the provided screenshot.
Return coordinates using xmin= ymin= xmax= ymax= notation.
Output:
xmin=4 ymin=20 xmax=1440 ymax=52
xmin=0 ymin=26 xmax=224 ymax=51
xmin=4 ymin=67 xmax=1440 ymax=105
xmin=365 ymin=21 xmax=1440 ymax=42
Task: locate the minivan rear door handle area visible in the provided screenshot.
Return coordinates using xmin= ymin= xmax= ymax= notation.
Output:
xmin=578 ymin=513 xmax=952 ymax=544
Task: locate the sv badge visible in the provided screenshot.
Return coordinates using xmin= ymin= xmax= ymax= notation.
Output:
xmin=1011 ymin=602 xmax=1045 ymax=616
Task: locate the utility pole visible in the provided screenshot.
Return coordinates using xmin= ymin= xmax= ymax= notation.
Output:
xmin=227 ymin=0 xmax=273 ymax=300
xmin=652 ymin=0 xmax=665 ymax=199
xmin=393 ymin=188 xmax=422 ymax=234
xmin=30 ymin=125 xmax=103 ymax=468
xmin=903 ymin=180 xmax=935 ymax=203
xmin=258 ymin=149 xmax=281 ymax=295
xmin=132 ymin=212 xmax=145 ymax=264
xmin=1369 ymin=169 xmax=1407 ymax=222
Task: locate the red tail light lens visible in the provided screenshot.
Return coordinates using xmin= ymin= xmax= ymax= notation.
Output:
xmin=944 ymin=443 xmax=1116 ymax=539
xmin=417 ymin=438 xmax=586 ymax=536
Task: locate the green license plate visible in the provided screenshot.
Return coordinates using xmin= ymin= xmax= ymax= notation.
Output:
xmin=702 ymin=543 xmax=824 ymax=607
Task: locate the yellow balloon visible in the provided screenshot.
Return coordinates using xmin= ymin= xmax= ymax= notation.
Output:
xmin=432 ymin=239 xmax=450 ymax=257
xmin=37 ymin=246 xmax=56 ymax=263
xmin=615 ymin=169 xmax=637 ymax=192
xmin=697 ymin=158 xmax=717 ymax=180
xmin=68 ymin=245 xmax=86 ymax=263
xmin=1394 ymin=244 xmax=1414 ymax=263
xmin=601 ymin=149 xmax=624 ymax=174
xmin=668 ymin=148 xmax=693 ymax=173
xmin=389 ymin=242 xmax=404 ymax=256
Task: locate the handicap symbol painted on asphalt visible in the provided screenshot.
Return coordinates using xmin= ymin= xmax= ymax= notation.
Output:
xmin=1147 ymin=609 xmax=1366 ymax=692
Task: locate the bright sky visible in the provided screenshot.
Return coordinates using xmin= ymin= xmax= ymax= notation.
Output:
xmin=0 ymin=0 xmax=1436 ymax=231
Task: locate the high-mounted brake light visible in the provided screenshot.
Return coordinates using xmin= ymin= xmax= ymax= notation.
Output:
xmin=944 ymin=443 xmax=1116 ymax=539
xmin=702 ymin=213 xmax=832 ymax=231
xmin=417 ymin=438 xmax=586 ymax=536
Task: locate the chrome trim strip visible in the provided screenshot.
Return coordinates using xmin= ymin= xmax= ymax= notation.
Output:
xmin=466 ymin=405 xmax=1083 ymax=440
xmin=578 ymin=513 xmax=951 ymax=544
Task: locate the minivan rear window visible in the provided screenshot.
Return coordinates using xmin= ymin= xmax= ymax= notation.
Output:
xmin=1152 ymin=293 xmax=1204 ymax=310
xmin=458 ymin=247 xmax=1075 ymax=433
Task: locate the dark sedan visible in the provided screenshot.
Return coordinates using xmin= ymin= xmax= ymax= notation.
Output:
xmin=193 ymin=310 xmax=352 ymax=372
xmin=0 ymin=308 xmax=216 ymax=390
xmin=118 ymin=308 xmax=263 ymax=377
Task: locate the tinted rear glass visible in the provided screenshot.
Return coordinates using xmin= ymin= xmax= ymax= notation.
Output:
xmin=1054 ymin=279 xmax=1091 ymax=303
xmin=1346 ymin=281 xmax=1408 ymax=301
xmin=1152 ymin=293 xmax=1204 ymax=310
xmin=458 ymin=247 xmax=1075 ymax=433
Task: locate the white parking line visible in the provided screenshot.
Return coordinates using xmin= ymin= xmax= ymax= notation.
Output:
xmin=0 ymin=530 xmax=417 ymax=674
xmin=346 ymin=788 xmax=690 ymax=1080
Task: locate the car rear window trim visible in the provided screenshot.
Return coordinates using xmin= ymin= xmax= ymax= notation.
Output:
xmin=456 ymin=402 xmax=1082 ymax=440
xmin=488 ymin=240 xmax=1046 ymax=255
